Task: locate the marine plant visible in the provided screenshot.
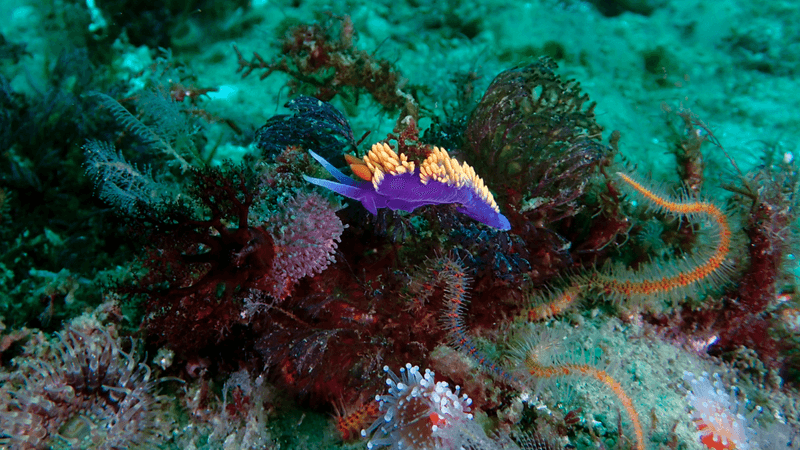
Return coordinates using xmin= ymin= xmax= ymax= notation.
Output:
xmin=461 ymin=58 xmax=609 ymax=221
xmin=234 ymin=15 xmax=415 ymax=114
xmin=255 ymin=95 xmax=358 ymax=162
xmin=118 ymin=163 xmax=343 ymax=353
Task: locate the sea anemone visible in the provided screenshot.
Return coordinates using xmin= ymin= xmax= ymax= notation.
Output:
xmin=266 ymin=191 xmax=347 ymax=299
xmin=0 ymin=325 xmax=171 ymax=449
xmin=683 ymin=371 xmax=755 ymax=450
xmin=361 ymin=363 xmax=476 ymax=449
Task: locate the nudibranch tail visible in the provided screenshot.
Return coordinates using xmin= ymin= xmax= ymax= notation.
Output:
xmin=304 ymin=144 xmax=511 ymax=231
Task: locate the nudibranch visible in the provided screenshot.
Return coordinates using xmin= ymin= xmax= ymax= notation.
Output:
xmin=303 ymin=143 xmax=511 ymax=230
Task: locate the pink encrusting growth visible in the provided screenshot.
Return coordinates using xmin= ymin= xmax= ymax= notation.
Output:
xmin=265 ymin=192 xmax=346 ymax=299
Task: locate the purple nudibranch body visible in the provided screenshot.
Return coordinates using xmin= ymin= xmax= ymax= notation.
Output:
xmin=303 ymin=144 xmax=511 ymax=230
